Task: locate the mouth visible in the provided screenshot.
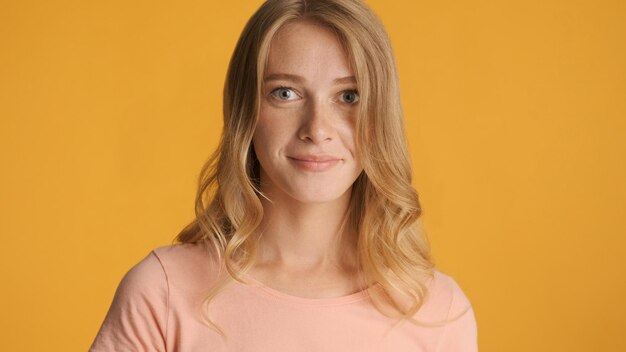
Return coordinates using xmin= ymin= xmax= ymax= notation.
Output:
xmin=288 ymin=153 xmax=342 ymax=162
xmin=289 ymin=156 xmax=340 ymax=162
xmin=287 ymin=156 xmax=342 ymax=172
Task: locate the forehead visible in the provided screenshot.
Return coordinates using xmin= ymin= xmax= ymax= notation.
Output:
xmin=265 ymin=20 xmax=353 ymax=80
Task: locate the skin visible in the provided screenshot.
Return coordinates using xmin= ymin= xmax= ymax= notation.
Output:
xmin=249 ymin=19 xmax=366 ymax=298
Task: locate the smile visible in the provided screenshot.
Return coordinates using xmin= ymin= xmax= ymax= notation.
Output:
xmin=287 ymin=156 xmax=341 ymax=172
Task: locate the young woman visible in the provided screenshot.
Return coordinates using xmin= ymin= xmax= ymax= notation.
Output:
xmin=90 ymin=0 xmax=478 ymax=351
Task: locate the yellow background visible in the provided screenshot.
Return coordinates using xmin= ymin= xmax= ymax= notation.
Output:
xmin=1 ymin=0 xmax=624 ymax=351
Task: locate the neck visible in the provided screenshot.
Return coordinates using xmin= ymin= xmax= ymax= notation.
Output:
xmin=254 ymin=187 xmax=358 ymax=272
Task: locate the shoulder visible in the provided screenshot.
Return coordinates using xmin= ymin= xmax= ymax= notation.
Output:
xmin=89 ymin=251 xmax=171 ymax=350
xmin=413 ymin=269 xmax=472 ymax=319
xmin=111 ymin=249 xmax=168 ymax=301
xmin=101 ymin=241 xmax=218 ymax=320
xmin=421 ymin=269 xmax=478 ymax=351
xmin=151 ymin=241 xmax=216 ymax=270
xmin=90 ymin=242 xmax=219 ymax=351
xmin=428 ymin=269 xmax=473 ymax=317
xmin=151 ymin=241 xmax=221 ymax=292
xmin=110 ymin=242 xmax=204 ymax=297
xmin=110 ymin=241 xmax=220 ymax=300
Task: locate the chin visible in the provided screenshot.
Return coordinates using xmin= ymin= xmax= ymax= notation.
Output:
xmin=285 ymin=184 xmax=353 ymax=204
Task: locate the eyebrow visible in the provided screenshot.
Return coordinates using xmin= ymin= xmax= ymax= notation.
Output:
xmin=263 ymin=73 xmax=356 ymax=84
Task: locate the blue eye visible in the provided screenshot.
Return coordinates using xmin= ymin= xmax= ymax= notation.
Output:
xmin=341 ymin=90 xmax=359 ymax=104
xmin=270 ymin=87 xmax=299 ymax=101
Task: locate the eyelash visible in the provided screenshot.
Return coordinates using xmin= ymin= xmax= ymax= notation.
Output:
xmin=269 ymin=86 xmax=360 ymax=104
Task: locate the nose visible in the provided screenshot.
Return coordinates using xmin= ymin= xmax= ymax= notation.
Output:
xmin=297 ymin=97 xmax=335 ymax=144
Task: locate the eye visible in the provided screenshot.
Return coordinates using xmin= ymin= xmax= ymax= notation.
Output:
xmin=270 ymin=86 xmax=299 ymax=101
xmin=341 ymin=90 xmax=359 ymax=104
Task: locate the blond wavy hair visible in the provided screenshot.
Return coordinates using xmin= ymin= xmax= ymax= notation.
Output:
xmin=175 ymin=0 xmax=451 ymax=337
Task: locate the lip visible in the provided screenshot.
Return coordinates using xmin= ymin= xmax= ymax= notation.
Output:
xmin=288 ymin=155 xmax=342 ymax=172
xmin=289 ymin=154 xmax=341 ymax=162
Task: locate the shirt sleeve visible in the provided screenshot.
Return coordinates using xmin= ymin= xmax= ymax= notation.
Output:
xmin=435 ymin=279 xmax=478 ymax=352
xmin=89 ymin=251 xmax=169 ymax=352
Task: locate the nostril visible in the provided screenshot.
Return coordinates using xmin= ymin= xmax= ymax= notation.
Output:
xmin=298 ymin=115 xmax=335 ymax=144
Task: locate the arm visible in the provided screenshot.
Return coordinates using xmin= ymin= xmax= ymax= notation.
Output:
xmin=89 ymin=251 xmax=169 ymax=352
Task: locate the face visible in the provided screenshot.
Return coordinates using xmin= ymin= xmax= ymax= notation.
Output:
xmin=252 ymin=20 xmax=363 ymax=204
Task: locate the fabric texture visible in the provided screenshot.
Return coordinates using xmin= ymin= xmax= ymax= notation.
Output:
xmin=90 ymin=242 xmax=478 ymax=351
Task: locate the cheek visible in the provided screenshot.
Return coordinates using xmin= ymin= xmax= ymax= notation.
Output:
xmin=252 ymin=119 xmax=287 ymax=161
xmin=255 ymin=108 xmax=298 ymax=147
xmin=336 ymin=120 xmax=358 ymax=156
xmin=252 ymin=127 xmax=270 ymax=161
xmin=253 ymin=109 xmax=273 ymax=151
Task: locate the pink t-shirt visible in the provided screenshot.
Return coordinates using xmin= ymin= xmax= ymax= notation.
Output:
xmin=90 ymin=242 xmax=477 ymax=351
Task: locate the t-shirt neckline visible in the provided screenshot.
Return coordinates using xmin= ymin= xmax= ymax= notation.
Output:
xmin=235 ymin=271 xmax=376 ymax=307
